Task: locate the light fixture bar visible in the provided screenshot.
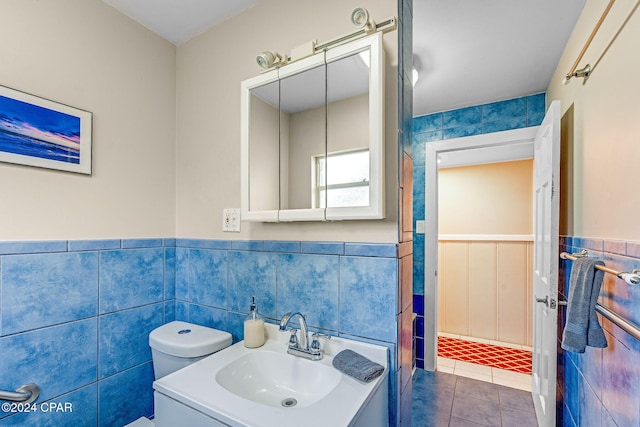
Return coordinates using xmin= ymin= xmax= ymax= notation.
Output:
xmin=314 ymin=17 xmax=397 ymax=53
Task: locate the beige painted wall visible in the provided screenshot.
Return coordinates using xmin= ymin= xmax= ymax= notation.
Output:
xmin=175 ymin=0 xmax=399 ymax=242
xmin=547 ymin=0 xmax=640 ymax=240
xmin=248 ymin=95 xmax=280 ymax=211
xmin=0 ymin=0 xmax=177 ymax=240
xmin=438 ymin=160 xmax=534 ymax=235
xmin=287 ymin=94 xmax=369 ymax=209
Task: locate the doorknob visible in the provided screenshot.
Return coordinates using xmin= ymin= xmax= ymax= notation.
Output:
xmin=536 ymin=296 xmax=557 ymax=309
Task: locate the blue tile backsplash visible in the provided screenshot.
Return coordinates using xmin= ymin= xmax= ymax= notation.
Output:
xmin=0 ymin=237 xmax=399 ymax=426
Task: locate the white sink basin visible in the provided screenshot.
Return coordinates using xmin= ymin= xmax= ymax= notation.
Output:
xmin=153 ymin=323 xmax=389 ymax=427
xmin=215 ymin=350 xmax=341 ymax=408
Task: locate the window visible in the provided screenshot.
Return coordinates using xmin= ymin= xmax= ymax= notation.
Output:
xmin=314 ymin=149 xmax=369 ymax=208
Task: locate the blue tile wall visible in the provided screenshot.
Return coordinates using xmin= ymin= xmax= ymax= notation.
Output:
xmin=411 ymin=93 xmax=546 ymax=369
xmin=99 ymin=248 xmax=164 ymax=313
xmin=558 ymin=237 xmax=640 ymax=426
xmin=277 ymin=253 xmax=339 ymax=331
xmin=173 ymin=239 xmax=398 ymax=343
xmin=173 ymin=238 xmax=399 ymax=425
xmin=0 ymin=238 xmax=399 ymax=425
xmin=0 ymin=239 xmax=175 ymax=426
xmin=98 ymin=362 xmax=155 ymax=427
xmin=227 ymin=251 xmax=277 ymax=317
xmin=1 ymin=252 xmax=99 ymax=335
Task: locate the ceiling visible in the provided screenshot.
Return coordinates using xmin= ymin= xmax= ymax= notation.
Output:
xmin=101 ymin=0 xmax=586 ymax=117
xmin=413 ymin=0 xmax=586 ymax=116
xmin=101 ymin=0 xmax=261 ymax=45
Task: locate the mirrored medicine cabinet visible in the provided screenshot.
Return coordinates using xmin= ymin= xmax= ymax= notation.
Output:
xmin=240 ymin=32 xmax=385 ymax=222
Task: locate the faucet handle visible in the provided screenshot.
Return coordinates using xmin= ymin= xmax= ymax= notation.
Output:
xmin=287 ymin=328 xmax=299 ymax=346
xmin=312 ymin=332 xmax=332 ymax=340
xmin=310 ymin=332 xmax=331 ymax=351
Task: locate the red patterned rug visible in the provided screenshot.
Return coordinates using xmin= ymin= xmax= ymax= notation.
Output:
xmin=438 ymin=336 xmax=532 ymax=374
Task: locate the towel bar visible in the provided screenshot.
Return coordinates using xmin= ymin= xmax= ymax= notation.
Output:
xmin=0 ymin=384 xmax=40 ymax=403
xmin=559 ymin=251 xmax=640 ymax=342
xmin=558 ymin=300 xmax=640 ymax=342
xmin=560 ymin=250 xmax=640 ymax=285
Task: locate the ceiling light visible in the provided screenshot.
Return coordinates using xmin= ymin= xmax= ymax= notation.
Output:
xmin=412 ymin=68 xmax=419 ymax=87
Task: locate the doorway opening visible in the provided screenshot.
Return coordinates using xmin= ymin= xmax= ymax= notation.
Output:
xmin=436 ymin=158 xmax=534 ymax=390
xmin=423 ymin=126 xmax=539 ymax=377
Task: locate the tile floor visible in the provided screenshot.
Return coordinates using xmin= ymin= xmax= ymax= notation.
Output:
xmin=436 ymin=357 xmax=531 ymax=392
xmin=436 ymin=333 xmax=532 ymax=392
xmin=412 ymin=368 xmax=538 ymax=426
xmin=438 ymin=336 xmax=532 ymax=374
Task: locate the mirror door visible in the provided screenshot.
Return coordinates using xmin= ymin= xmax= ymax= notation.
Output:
xmin=325 ymin=33 xmax=384 ymax=220
xmin=241 ymin=71 xmax=280 ymax=221
xmin=278 ymin=54 xmax=326 ymax=221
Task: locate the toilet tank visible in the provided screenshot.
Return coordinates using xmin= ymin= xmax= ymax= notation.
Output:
xmin=149 ymin=321 xmax=232 ymax=379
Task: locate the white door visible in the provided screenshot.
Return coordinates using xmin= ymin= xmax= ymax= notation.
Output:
xmin=532 ymin=100 xmax=560 ymax=426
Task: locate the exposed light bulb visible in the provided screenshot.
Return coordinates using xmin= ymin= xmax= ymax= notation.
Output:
xmin=351 ymin=8 xmax=370 ymax=29
xmin=256 ymin=51 xmax=276 ymax=70
xmin=412 ymin=68 xmax=419 ymax=87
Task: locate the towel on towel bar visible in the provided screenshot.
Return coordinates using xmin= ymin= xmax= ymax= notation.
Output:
xmin=561 ymin=257 xmax=608 ymax=353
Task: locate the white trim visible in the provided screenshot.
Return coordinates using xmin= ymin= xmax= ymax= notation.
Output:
xmin=424 ymin=126 xmax=539 ymax=371
xmin=438 ymin=234 xmax=534 ymax=242
xmin=240 ymin=69 xmax=280 ymax=222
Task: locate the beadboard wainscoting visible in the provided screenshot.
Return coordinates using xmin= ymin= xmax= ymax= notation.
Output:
xmin=437 ymin=235 xmax=533 ymax=347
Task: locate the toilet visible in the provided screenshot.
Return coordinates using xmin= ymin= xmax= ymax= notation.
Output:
xmin=149 ymin=320 xmax=232 ymax=379
xmin=125 ymin=321 xmax=233 ymax=427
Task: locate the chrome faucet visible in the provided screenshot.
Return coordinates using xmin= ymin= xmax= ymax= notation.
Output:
xmin=279 ymin=312 xmax=329 ymax=361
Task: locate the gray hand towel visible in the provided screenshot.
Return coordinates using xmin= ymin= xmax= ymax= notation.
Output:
xmin=332 ymin=349 xmax=384 ymax=383
xmin=561 ymin=257 xmax=608 ymax=353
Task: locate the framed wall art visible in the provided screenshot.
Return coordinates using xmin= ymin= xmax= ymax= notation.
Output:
xmin=0 ymin=85 xmax=92 ymax=174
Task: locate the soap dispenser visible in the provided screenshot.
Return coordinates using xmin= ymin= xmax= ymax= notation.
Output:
xmin=244 ymin=296 xmax=265 ymax=348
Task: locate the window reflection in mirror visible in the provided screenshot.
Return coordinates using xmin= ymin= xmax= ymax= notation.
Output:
xmin=279 ymin=64 xmax=326 ymax=210
xmin=248 ymin=79 xmax=280 ymax=212
xmin=326 ymin=49 xmax=371 ymax=208
xmin=314 ymin=149 xmax=370 ymax=208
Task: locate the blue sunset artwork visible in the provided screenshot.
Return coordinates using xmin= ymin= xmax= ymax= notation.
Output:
xmin=0 ymin=95 xmax=81 ymax=164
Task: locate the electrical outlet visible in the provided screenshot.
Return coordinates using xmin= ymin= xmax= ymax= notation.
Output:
xmin=223 ymin=208 xmax=241 ymax=232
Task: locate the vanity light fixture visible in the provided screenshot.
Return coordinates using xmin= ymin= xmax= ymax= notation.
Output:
xmin=256 ymin=51 xmax=287 ymax=71
xmin=255 ymin=9 xmax=396 ymax=72
xmin=351 ymin=7 xmax=376 ymax=33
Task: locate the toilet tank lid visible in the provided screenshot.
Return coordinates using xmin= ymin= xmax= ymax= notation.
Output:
xmin=149 ymin=321 xmax=232 ymax=358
